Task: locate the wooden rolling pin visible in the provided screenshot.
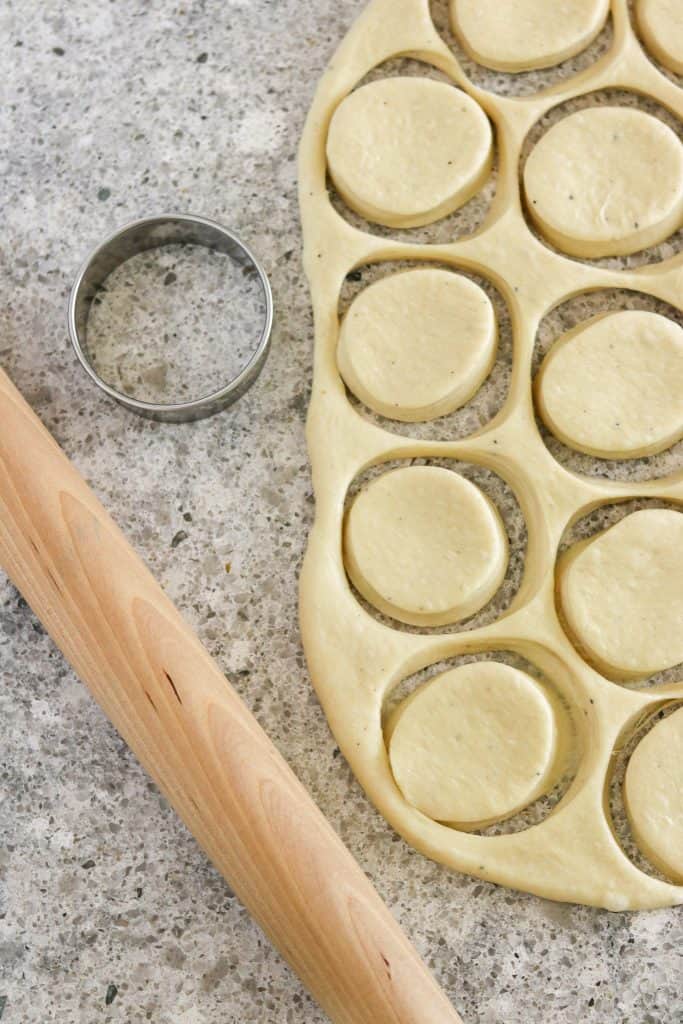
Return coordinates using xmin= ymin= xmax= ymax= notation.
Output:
xmin=0 ymin=366 xmax=463 ymax=1024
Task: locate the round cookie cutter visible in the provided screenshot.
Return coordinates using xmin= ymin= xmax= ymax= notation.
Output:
xmin=67 ymin=214 xmax=274 ymax=423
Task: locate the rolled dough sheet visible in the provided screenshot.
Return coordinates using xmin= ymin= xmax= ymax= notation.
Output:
xmin=450 ymin=0 xmax=610 ymax=72
xmin=298 ymin=0 xmax=683 ymax=909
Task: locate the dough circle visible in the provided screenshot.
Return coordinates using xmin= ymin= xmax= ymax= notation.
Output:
xmin=624 ymin=707 xmax=683 ymax=882
xmin=344 ymin=466 xmax=508 ymax=626
xmin=523 ymin=107 xmax=683 ymax=258
xmin=536 ymin=310 xmax=683 ymax=459
xmin=337 ymin=269 xmax=497 ymax=422
xmin=388 ymin=662 xmax=557 ymax=827
xmin=326 ymin=78 xmax=493 ymax=228
xmin=559 ymin=509 xmax=683 ymax=679
xmin=450 ymin=0 xmax=609 ymax=72
xmin=637 ymin=0 xmax=683 ymax=75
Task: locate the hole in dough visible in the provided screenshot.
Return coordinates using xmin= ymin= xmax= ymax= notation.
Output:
xmin=636 ymin=0 xmax=683 ymax=76
xmin=387 ymin=661 xmax=557 ymax=828
xmin=430 ymin=0 xmax=613 ymax=98
xmin=523 ymin=107 xmax=683 ymax=258
xmin=535 ymin=310 xmax=683 ymax=459
xmin=326 ymin=77 xmax=493 ymax=229
xmin=558 ymin=508 xmax=683 ymax=679
xmin=337 ymin=268 xmax=497 ymax=422
xmin=344 ymin=465 xmax=508 ymax=627
xmin=327 ymin=60 xmax=499 ymax=245
xmin=533 ymin=288 xmax=683 ymax=481
xmin=624 ymin=705 xmax=683 ymax=882
xmin=449 ymin=0 xmax=609 ymax=72
xmin=339 ymin=262 xmax=513 ymax=442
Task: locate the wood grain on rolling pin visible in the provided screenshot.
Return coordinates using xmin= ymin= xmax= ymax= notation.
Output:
xmin=0 ymin=367 xmax=463 ymax=1024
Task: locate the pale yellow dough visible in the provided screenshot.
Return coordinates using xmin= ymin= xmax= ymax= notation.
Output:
xmin=450 ymin=0 xmax=609 ymax=72
xmin=337 ymin=269 xmax=497 ymax=422
xmin=559 ymin=509 xmax=683 ymax=679
xmin=326 ymin=77 xmax=492 ymax=228
xmin=388 ymin=662 xmax=557 ymax=827
xmin=299 ymin=0 xmax=683 ymax=909
xmin=524 ymin=107 xmax=683 ymax=258
xmin=344 ymin=466 xmax=507 ymax=626
xmin=536 ymin=311 xmax=683 ymax=458
xmin=637 ymin=0 xmax=683 ymax=75
xmin=624 ymin=707 xmax=683 ymax=882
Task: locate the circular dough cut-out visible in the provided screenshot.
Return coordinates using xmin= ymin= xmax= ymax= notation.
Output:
xmin=450 ymin=0 xmax=609 ymax=72
xmin=637 ymin=0 xmax=683 ymax=75
xmin=337 ymin=269 xmax=497 ymax=422
xmin=536 ymin=310 xmax=683 ymax=458
xmin=559 ymin=509 xmax=683 ymax=679
xmin=326 ymin=78 xmax=493 ymax=228
xmin=523 ymin=107 xmax=683 ymax=257
xmin=624 ymin=706 xmax=683 ymax=882
xmin=344 ymin=466 xmax=508 ymax=626
xmin=388 ymin=662 xmax=557 ymax=827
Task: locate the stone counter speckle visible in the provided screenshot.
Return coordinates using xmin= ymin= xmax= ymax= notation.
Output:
xmin=1 ymin=2 xmax=681 ymax=1022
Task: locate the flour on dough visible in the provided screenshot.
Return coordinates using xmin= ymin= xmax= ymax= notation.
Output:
xmin=338 ymin=268 xmax=496 ymax=422
xmin=536 ymin=310 xmax=683 ymax=458
xmin=388 ymin=662 xmax=557 ymax=827
xmin=524 ymin=107 xmax=683 ymax=257
xmin=344 ymin=466 xmax=507 ymax=626
xmin=450 ymin=0 xmax=609 ymax=72
xmin=559 ymin=509 xmax=683 ymax=679
xmin=326 ymin=77 xmax=492 ymax=228
xmin=624 ymin=707 xmax=683 ymax=882
xmin=637 ymin=0 xmax=683 ymax=75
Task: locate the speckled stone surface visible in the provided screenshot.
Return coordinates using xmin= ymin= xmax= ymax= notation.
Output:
xmin=1 ymin=2 xmax=682 ymax=1022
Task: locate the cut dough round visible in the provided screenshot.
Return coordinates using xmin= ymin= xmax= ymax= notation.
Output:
xmin=388 ymin=662 xmax=557 ymax=827
xmin=450 ymin=0 xmax=609 ymax=72
xmin=337 ymin=269 xmax=497 ymax=422
xmin=523 ymin=107 xmax=683 ymax=257
xmin=536 ymin=310 xmax=683 ymax=458
xmin=559 ymin=509 xmax=683 ymax=679
xmin=637 ymin=0 xmax=683 ymax=75
xmin=326 ymin=78 xmax=492 ymax=228
xmin=624 ymin=707 xmax=683 ymax=882
xmin=344 ymin=466 xmax=508 ymax=626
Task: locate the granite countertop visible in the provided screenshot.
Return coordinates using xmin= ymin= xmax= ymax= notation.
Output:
xmin=1 ymin=2 xmax=681 ymax=1022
